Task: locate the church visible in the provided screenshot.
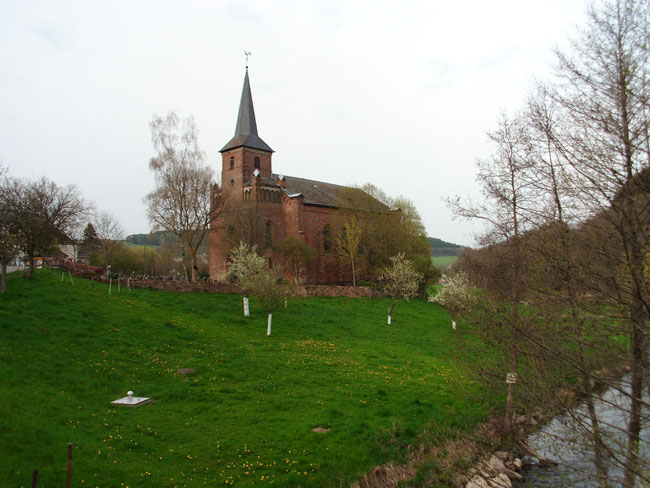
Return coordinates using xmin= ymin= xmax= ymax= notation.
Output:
xmin=209 ymin=69 xmax=392 ymax=284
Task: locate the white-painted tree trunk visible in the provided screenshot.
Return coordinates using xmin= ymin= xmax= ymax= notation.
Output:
xmin=452 ymin=319 xmax=456 ymax=330
xmin=387 ymin=314 xmax=391 ymax=325
xmin=267 ymin=313 xmax=272 ymax=336
xmin=243 ymin=296 xmax=250 ymax=317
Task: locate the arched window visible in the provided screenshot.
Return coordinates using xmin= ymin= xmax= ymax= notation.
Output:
xmin=229 ymin=156 xmax=234 ymax=169
xmin=268 ymin=257 xmax=273 ymax=268
xmin=323 ymin=225 xmax=331 ymax=253
xmin=254 ymin=157 xmax=260 ymax=169
xmin=265 ymin=221 xmax=272 ymax=247
xmin=227 ymin=226 xmax=235 ymax=237
xmin=230 ymin=178 xmax=235 ymax=187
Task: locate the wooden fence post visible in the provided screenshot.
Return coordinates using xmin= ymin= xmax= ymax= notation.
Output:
xmin=66 ymin=443 xmax=72 ymax=488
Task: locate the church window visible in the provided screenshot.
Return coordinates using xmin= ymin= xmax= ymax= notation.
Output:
xmin=265 ymin=221 xmax=272 ymax=247
xmin=323 ymin=225 xmax=331 ymax=253
xmin=230 ymin=178 xmax=235 ymax=187
xmin=268 ymin=257 xmax=273 ymax=268
xmin=227 ymin=225 xmax=234 ymax=237
xmin=254 ymin=157 xmax=260 ymax=169
xmin=229 ymin=157 xmax=234 ymax=169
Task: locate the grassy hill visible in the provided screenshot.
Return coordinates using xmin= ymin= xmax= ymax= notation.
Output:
xmin=0 ymin=272 xmax=496 ymax=487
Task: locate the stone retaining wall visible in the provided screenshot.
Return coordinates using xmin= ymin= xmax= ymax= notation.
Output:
xmin=63 ymin=263 xmax=378 ymax=298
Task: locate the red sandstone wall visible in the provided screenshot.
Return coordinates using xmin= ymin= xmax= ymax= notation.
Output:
xmin=64 ymin=264 xmax=376 ymax=297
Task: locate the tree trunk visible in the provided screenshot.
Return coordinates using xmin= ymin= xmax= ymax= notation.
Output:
xmin=623 ymin=302 xmax=645 ymax=488
xmin=1 ymin=262 xmax=6 ymax=294
xmin=243 ymin=296 xmax=250 ymax=317
xmin=27 ymin=253 xmax=35 ymax=279
xmin=351 ymin=255 xmax=356 ymax=286
xmin=267 ymin=313 xmax=272 ymax=336
xmin=387 ymin=299 xmax=398 ymax=325
xmin=189 ymin=248 xmax=198 ymax=282
xmin=179 ymin=243 xmax=189 ymax=281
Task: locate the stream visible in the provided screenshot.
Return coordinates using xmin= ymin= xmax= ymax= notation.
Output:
xmin=515 ymin=374 xmax=649 ymax=487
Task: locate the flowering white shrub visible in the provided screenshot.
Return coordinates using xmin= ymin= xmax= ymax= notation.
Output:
xmin=428 ymin=271 xmax=478 ymax=329
xmin=379 ymin=253 xmax=423 ymax=324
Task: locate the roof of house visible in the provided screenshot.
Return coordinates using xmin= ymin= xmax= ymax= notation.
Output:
xmin=220 ymin=69 xmax=273 ymax=153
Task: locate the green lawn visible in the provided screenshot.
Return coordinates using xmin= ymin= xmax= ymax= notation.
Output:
xmin=0 ymin=271 xmax=495 ymax=487
xmin=431 ymin=256 xmax=458 ymax=271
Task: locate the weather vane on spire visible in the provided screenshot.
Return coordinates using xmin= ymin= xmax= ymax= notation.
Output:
xmin=244 ymin=51 xmax=252 ymax=69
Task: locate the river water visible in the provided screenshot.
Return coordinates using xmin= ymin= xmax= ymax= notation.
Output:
xmin=515 ymin=375 xmax=649 ymax=487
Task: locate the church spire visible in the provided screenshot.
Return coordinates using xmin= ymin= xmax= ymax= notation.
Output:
xmin=220 ymin=69 xmax=273 ymax=153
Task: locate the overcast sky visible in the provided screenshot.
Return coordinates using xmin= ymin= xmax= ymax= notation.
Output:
xmin=0 ymin=0 xmax=589 ymax=246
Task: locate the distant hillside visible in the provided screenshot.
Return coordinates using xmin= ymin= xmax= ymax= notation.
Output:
xmin=125 ymin=231 xmax=209 ymax=254
xmin=125 ymin=231 xmax=177 ymax=247
xmin=427 ymin=237 xmax=463 ymax=257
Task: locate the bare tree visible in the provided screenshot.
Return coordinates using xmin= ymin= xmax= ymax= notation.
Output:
xmin=4 ymin=177 xmax=87 ymax=278
xmin=93 ymin=211 xmax=125 ymax=270
xmin=145 ymin=112 xmax=223 ymax=281
xmin=537 ymin=1 xmax=650 ymax=484
xmin=448 ymin=112 xmax=537 ymax=435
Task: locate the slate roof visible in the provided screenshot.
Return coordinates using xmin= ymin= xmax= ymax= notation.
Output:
xmin=272 ymin=174 xmax=391 ymax=212
xmin=220 ymin=69 xmax=273 ymax=153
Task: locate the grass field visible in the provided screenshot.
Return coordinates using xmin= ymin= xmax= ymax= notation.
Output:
xmin=0 ymin=271 xmax=496 ymax=487
xmin=431 ymin=256 xmax=458 ymax=271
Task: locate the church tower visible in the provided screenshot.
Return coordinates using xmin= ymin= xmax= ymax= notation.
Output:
xmin=219 ymin=68 xmax=273 ymax=197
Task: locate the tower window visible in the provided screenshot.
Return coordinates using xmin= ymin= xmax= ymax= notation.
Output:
xmin=229 ymin=157 xmax=234 ymax=169
xmin=254 ymin=157 xmax=260 ymax=169
xmin=230 ymin=178 xmax=235 ymax=187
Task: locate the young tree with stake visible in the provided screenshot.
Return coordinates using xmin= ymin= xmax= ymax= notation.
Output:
xmin=229 ymin=242 xmax=266 ymax=317
xmin=429 ymin=271 xmax=478 ymax=330
xmin=379 ymin=253 xmax=422 ymax=325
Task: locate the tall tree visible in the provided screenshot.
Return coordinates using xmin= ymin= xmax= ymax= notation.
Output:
xmin=0 ymin=166 xmax=23 ymax=293
xmin=540 ymin=1 xmax=650 ymax=484
xmin=448 ymin=112 xmax=536 ymax=435
xmin=146 ymin=112 xmax=223 ymax=281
